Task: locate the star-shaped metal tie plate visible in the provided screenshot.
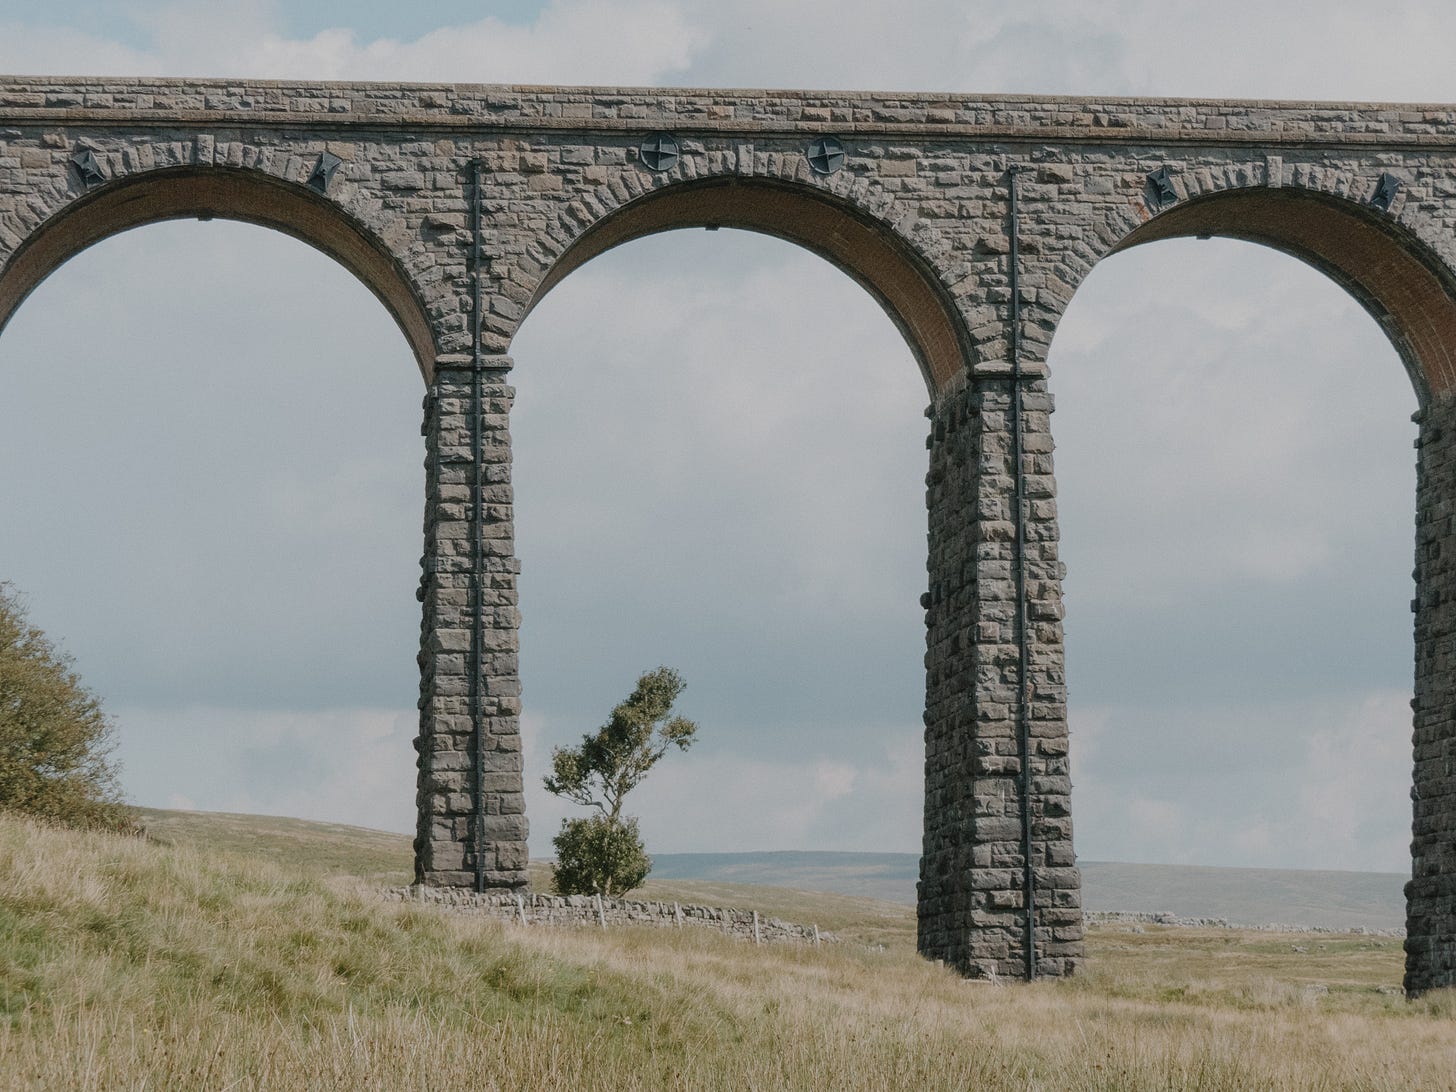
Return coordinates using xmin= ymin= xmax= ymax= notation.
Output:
xmin=806 ymin=135 xmax=846 ymax=176
xmin=639 ymin=132 xmax=679 ymax=172
xmin=1370 ymin=172 xmax=1402 ymax=212
xmin=1146 ymin=166 xmax=1178 ymax=208
xmin=308 ymin=151 xmax=343 ymax=193
xmin=70 ymin=148 xmax=105 ymax=188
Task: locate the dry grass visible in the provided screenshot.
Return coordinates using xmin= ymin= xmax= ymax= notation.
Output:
xmin=136 ymin=807 xmax=416 ymax=885
xmin=139 ymin=808 xmax=917 ymax=946
xmin=2 ymin=811 xmax=1453 ymax=1090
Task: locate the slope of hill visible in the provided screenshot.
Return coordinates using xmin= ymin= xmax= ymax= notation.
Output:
xmin=139 ymin=810 xmax=1407 ymax=931
xmin=137 ymin=807 xmax=415 ymax=883
xmin=136 ymin=809 xmax=914 ymax=947
xmin=2 ymin=808 xmax=1449 ymax=1090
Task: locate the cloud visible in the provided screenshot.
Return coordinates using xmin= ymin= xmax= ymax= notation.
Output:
xmin=524 ymin=706 xmax=923 ymax=855
xmin=1052 ymin=238 xmax=1417 ymax=602
xmin=0 ymin=24 xmax=155 ymax=77
xmin=0 ymin=0 xmax=705 ymax=85
xmin=113 ymin=704 xmax=419 ymax=833
xmin=0 ymin=220 xmax=424 ymax=712
xmin=676 ymin=0 xmax=1456 ymax=101
xmin=1070 ymin=690 xmax=1412 ymax=871
xmin=6 ymin=0 xmax=1456 ymax=103
xmin=510 ymin=230 xmax=928 ymax=754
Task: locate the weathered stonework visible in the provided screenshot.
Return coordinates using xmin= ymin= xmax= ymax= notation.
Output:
xmin=919 ymin=370 xmax=1078 ymax=978
xmin=3 ymin=77 xmax=1456 ymax=992
xmin=416 ymin=358 xmax=525 ymax=889
xmin=1410 ymin=397 xmax=1456 ymax=994
xmin=385 ymin=886 xmax=833 ymax=945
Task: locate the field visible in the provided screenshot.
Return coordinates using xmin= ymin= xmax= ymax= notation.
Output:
xmin=0 ymin=809 xmax=1452 ymax=1090
xmin=647 ymin=850 xmax=1408 ymax=932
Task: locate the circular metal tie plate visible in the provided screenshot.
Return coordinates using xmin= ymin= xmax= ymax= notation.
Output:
xmin=806 ymin=135 xmax=846 ymax=176
xmin=639 ymin=132 xmax=680 ymax=172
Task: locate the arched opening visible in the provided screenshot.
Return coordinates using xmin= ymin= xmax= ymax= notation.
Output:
xmin=510 ymin=219 xmax=931 ymax=877
xmin=521 ymin=176 xmax=970 ymax=395
xmin=0 ymin=166 xmax=439 ymax=379
xmin=0 ymin=214 xmax=424 ymax=842
xmin=1110 ymin=188 xmax=1456 ymax=401
xmin=1052 ymin=189 xmax=1435 ymax=930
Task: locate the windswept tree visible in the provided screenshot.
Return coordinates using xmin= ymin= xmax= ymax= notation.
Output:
xmin=544 ymin=666 xmax=697 ymax=896
xmin=0 ymin=583 xmax=128 ymax=828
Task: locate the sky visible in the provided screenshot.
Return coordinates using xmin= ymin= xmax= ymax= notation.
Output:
xmin=0 ymin=0 xmax=1445 ymax=873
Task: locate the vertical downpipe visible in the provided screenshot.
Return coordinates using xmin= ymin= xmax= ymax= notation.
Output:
xmin=470 ymin=161 xmax=488 ymax=894
xmin=1008 ymin=164 xmax=1037 ymax=981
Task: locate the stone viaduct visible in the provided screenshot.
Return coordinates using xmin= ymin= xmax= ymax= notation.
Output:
xmin=1 ymin=77 xmax=1453 ymax=995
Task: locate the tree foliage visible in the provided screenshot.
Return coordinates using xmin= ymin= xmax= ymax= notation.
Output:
xmin=0 ymin=583 xmax=128 ymax=828
xmin=543 ymin=666 xmax=697 ymax=896
xmin=550 ymin=814 xmax=651 ymax=898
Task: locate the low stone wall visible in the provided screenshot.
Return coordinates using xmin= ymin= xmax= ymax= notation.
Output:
xmin=1088 ymin=910 xmax=1405 ymax=937
xmin=384 ymin=886 xmax=833 ymax=946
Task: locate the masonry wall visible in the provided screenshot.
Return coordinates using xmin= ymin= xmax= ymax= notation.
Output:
xmin=919 ymin=380 xmax=983 ymax=971
xmin=3 ymin=77 xmax=1456 ymax=989
xmin=385 ymin=886 xmax=830 ymax=945
xmin=416 ymin=358 xmax=527 ymax=889
xmin=1409 ymin=394 xmax=1456 ymax=995
xmin=919 ymin=371 xmax=1080 ymax=979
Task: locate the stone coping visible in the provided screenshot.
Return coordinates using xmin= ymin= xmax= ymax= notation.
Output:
xmin=3 ymin=77 xmax=1455 ymax=148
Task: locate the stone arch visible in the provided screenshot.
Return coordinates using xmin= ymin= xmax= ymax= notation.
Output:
xmin=1060 ymin=179 xmax=1456 ymax=403
xmin=1041 ymin=173 xmax=1456 ymax=992
xmin=512 ymin=169 xmax=973 ymax=395
xmin=0 ymin=164 xmax=439 ymax=380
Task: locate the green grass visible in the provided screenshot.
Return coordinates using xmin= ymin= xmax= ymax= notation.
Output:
xmin=0 ymin=807 xmax=1450 ymax=1090
xmin=137 ymin=807 xmax=915 ymax=947
xmin=136 ymin=807 xmax=416 ymax=885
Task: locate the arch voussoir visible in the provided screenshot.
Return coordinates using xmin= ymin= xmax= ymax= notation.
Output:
xmin=512 ymin=157 xmax=973 ymax=395
xmin=0 ymin=146 xmax=442 ymax=379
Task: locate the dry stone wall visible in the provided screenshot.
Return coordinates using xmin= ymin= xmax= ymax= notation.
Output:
xmin=3 ymin=76 xmax=1456 ymax=992
xmin=383 ymin=886 xmax=830 ymax=946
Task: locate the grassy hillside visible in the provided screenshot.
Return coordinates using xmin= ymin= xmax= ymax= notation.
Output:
xmin=140 ymin=810 xmax=1409 ymax=932
xmin=137 ymin=808 xmax=415 ymax=884
xmin=1 ymin=809 xmax=1448 ymax=1089
xmin=136 ymin=809 xmax=915 ymax=948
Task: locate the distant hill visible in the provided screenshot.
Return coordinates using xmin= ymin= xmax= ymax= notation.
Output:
xmin=649 ymin=851 xmax=1408 ymax=932
xmin=650 ymin=851 xmax=919 ymax=906
xmin=136 ymin=811 xmax=1408 ymax=932
xmin=1076 ymin=860 xmax=1406 ymax=932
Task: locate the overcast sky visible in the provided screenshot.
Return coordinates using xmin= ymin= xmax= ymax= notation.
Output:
xmin=0 ymin=0 xmax=1444 ymax=872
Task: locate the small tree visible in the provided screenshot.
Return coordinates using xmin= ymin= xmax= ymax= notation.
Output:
xmin=551 ymin=814 xmax=651 ymax=897
xmin=544 ymin=666 xmax=697 ymax=896
xmin=0 ymin=583 xmax=128 ymax=829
